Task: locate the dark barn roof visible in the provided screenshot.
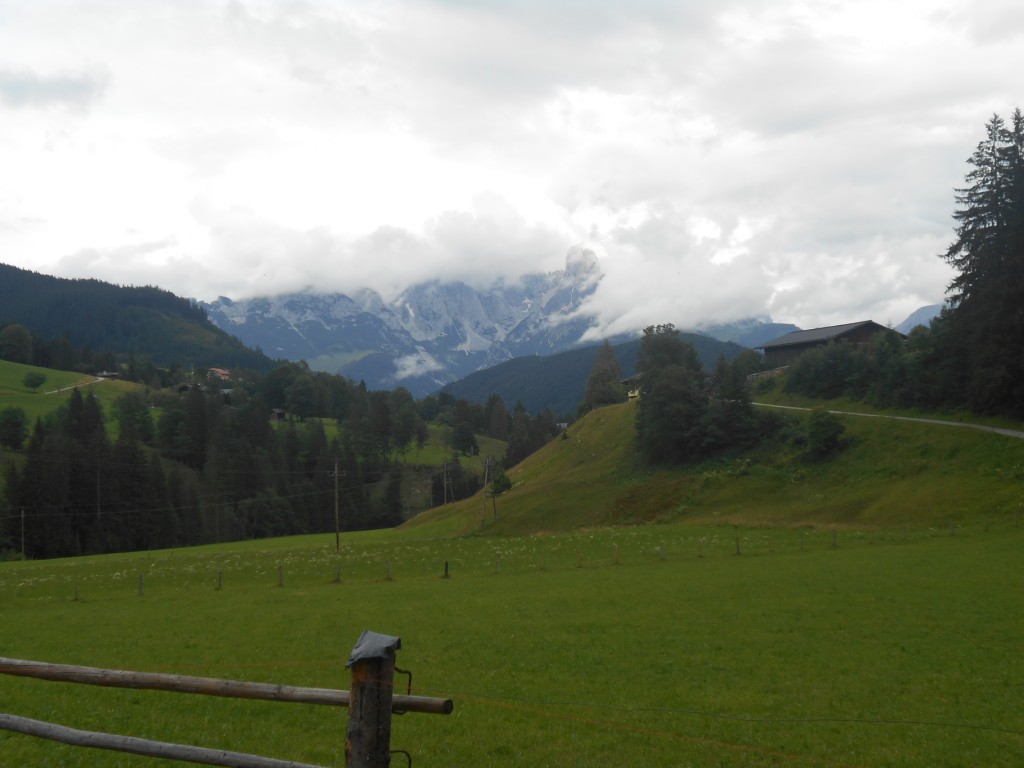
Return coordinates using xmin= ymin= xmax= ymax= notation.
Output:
xmin=758 ymin=320 xmax=889 ymax=350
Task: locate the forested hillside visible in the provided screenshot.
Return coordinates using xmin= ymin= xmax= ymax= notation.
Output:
xmin=439 ymin=331 xmax=746 ymax=416
xmin=0 ymin=357 xmax=565 ymax=560
xmin=0 ymin=264 xmax=274 ymax=372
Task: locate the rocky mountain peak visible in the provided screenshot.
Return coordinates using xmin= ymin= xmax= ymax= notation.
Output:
xmin=201 ymin=248 xmax=604 ymax=395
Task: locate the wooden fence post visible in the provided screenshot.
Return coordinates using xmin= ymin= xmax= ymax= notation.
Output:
xmin=346 ymin=631 xmax=400 ymax=768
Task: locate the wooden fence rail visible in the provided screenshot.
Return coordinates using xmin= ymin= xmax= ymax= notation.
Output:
xmin=0 ymin=632 xmax=451 ymax=768
xmin=0 ymin=657 xmax=452 ymax=715
xmin=0 ymin=713 xmax=324 ymax=768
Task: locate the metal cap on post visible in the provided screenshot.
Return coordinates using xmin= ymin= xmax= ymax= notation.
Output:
xmin=346 ymin=631 xmax=401 ymax=768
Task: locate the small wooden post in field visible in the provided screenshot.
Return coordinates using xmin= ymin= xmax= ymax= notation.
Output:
xmin=346 ymin=630 xmax=400 ymax=768
xmin=442 ymin=560 xmax=449 ymax=579
xmin=277 ymin=564 xmax=284 ymax=588
xmin=137 ymin=574 xmax=144 ymax=597
xmin=216 ymin=571 xmax=223 ymax=591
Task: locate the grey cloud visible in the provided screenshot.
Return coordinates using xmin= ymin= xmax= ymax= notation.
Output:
xmin=0 ymin=68 xmax=108 ymax=110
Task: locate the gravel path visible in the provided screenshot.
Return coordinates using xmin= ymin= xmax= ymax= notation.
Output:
xmin=752 ymin=402 xmax=1024 ymax=440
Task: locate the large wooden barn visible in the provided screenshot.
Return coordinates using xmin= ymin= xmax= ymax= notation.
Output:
xmin=758 ymin=320 xmax=896 ymax=369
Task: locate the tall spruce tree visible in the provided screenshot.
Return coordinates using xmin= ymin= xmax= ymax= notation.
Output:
xmin=579 ymin=340 xmax=625 ymax=415
xmin=635 ymin=324 xmax=711 ymax=464
xmin=942 ymin=108 xmax=1024 ymax=414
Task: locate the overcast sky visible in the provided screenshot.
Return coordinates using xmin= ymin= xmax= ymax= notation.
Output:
xmin=2 ymin=1 xmax=1022 ymax=335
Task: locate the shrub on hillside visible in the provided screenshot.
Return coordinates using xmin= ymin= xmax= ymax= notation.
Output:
xmin=806 ymin=408 xmax=845 ymax=458
xmin=22 ymin=371 xmax=46 ymax=390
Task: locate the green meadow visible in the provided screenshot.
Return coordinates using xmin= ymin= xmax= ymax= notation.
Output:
xmin=4 ymin=364 xmax=1024 ymax=765
xmin=0 ymin=360 xmax=134 ymax=425
xmin=2 ymin=523 xmax=1023 ymax=767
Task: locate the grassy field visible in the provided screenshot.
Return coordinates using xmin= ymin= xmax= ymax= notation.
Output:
xmin=5 ymin=364 xmax=1024 ymax=764
xmin=1 ymin=524 xmax=1022 ymax=766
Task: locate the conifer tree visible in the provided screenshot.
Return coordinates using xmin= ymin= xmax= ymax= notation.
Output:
xmin=635 ymin=324 xmax=710 ymax=464
xmin=580 ymin=340 xmax=625 ymax=414
xmin=942 ymin=108 xmax=1024 ymax=414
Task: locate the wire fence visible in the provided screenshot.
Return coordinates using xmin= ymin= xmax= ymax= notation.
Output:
xmin=2 ymin=523 xmax=1022 ymax=766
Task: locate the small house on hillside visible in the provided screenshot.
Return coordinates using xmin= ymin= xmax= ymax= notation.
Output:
xmin=758 ymin=320 xmax=898 ymax=369
xmin=620 ymin=373 xmax=643 ymax=399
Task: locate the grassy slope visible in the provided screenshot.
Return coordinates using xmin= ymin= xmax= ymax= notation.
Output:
xmin=403 ymin=394 xmax=1024 ymax=537
xmin=0 ymin=360 xmax=137 ymax=422
xmin=0 ymin=360 xmax=138 ymax=474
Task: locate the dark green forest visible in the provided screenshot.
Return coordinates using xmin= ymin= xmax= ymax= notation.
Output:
xmin=0 ymin=362 xmax=557 ymax=559
xmin=0 ymin=264 xmax=275 ymax=374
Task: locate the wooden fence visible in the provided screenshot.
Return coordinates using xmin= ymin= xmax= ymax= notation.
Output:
xmin=0 ymin=630 xmax=452 ymax=768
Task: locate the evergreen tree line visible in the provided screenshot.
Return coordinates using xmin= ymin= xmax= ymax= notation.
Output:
xmin=0 ymin=262 xmax=274 ymax=373
xmin=0 ymin=320 xmax=226 ymax=390
xmin=779 ymin=322 xmax=953 ymax=409
xmin=633 ymin=325 xmax=770 ymax=464
xmin=422 ymin=389 xmax=560 ymax=467
xmin=1 ymin=361 xmax=558 ymax=559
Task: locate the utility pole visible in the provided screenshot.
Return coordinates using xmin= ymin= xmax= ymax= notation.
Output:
xmin=333 ymin=459 xmax=342 ymax=553
xmin=480 ymin=457 xmax=490 ymax=529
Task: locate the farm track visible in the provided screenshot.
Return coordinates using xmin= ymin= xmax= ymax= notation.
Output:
xmin=753 ymin=402 xmax=1024 ymax=439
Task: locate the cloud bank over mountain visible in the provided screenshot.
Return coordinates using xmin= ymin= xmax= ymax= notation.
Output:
xmin=4 ymin=1 xmax=1020 ymax=332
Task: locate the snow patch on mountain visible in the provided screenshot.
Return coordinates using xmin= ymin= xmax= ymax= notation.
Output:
xmin=201 ymin=248 xmax=604 ymax=395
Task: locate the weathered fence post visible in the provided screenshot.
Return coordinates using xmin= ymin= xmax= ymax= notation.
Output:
xmin=346 ymin=630 xmax=400 ymax=768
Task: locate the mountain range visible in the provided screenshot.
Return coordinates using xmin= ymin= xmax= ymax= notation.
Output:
xmin=1 ymin=258 xmax=944 ymax=405
xmin=202 ymin=248 xmax=824 ymax=397
xmin=203 ymin=247 xmax=609 ymax=396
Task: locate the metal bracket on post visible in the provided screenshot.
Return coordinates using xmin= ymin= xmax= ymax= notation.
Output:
xmin=346 ymin=630 xmax=401 ymax=768
xmin=392 ymin=666 xmax=412 ymax=715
